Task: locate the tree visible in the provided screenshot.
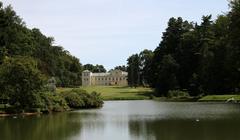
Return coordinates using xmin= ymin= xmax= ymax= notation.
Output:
xmin=151 ymin=17 xmax=190 ymax=92
xmin=0 ymin=3 xmax=83 ymax=87
xmin=83 ymin=64 xmax=106 ymax=73
xmin=154 ymin=55 xmax=179 ymax=96
xmin=0 ymin=57 xmax=45 ymax=108
xmin=139 ymin=49 xmax=153 ymax=86
xmin=228 ymin=0 xmax=240 ymax=91
xmin=127 ymin=54 xmax=140 ymax=87
xmin=114 ymin=65 xmax=127 ymax=71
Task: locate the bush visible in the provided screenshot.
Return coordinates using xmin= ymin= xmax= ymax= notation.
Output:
xmin=41 ymin=92 xmax=69 ymax=112
xmin=167 ymin=90 xmax=190 ymax=98
xmin=61 ymin=92 xmax=85 ymax=108
xmin=60 ymin=89 xmax=103 ymax=109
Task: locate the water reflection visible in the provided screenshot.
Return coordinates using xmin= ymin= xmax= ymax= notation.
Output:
xmin=0 ymin=113 xmax=83 ymax=140
xmin=1 ymin=101 xmax=240 ymax=140
xmin=129 ymin=119 xmax=240 ymax=140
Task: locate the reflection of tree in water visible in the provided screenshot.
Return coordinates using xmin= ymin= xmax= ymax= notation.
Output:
xmin=0 ymin=113 xmax=83 ymax=140
xmin=0 ymin=111 xmax=105 ymax=140
xmin=129 ymin=119 xmax=240 ymax=140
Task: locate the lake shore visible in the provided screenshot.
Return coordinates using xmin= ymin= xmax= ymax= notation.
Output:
xmin=0 ymin=112 xmax=41 ymax=117
xmin=57 ymin=86 xmax=240 ymax=102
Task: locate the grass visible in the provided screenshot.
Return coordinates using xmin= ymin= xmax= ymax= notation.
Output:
xmin=199 ymin=94 xmax=240 ymax=102
xmin=57 ymin=86 xmax=154 ymax=100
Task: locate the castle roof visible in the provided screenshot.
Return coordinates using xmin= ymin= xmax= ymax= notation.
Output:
xmin=83 ymin=70 xmax=91 ymax=73
xmin=82 ymin=69 xmax=128 ymax=76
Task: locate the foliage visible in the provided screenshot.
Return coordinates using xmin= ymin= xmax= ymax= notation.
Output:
xmin=0 ymin=3 xmax=109 ymax=113
xmin=0 ymin=57 xmax=45 ymax=109
xmin=114 ymin=65 xmax=127 ymax=71
xmin=167 ymin=90 xmax=189 ymax=98
xmin=41 ymin=92 xmax=69 ymax=112
xmin=83 ymin=64 xmax=106 ymax=73
xmin=127 ymin=0 xmax=240 ymax=96
xmin=60 ymin=89 xmax=103 ymax=108
xmin=45 ymin=77 xmax=57 ymax=92
xmin=127 ymin=54 xmax=141 ymax=87
xmin=60 ymin=90 xmax=86 ymax=108
xmin=127 ymin=50 xmax=153 ymax=87
xmin=0 ymin=3 xmax=83 ymax=87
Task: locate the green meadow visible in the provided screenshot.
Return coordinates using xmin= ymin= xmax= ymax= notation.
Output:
xmin=57 ymin=86 xmax=154 ymax=100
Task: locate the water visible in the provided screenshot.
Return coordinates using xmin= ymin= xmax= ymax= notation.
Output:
xmin=1 ymin=101 xmax=240 ymax=140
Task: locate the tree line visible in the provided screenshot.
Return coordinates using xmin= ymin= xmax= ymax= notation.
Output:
xmin=0 ymin=2 xmax=105 ymax=111
xmin=0 ymin=2 xmax=109 ymax=88
xmin=127 ymin=0 xmax=240 ymax=96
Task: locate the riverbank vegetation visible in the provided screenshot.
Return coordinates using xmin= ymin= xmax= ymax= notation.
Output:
xmin=127 ymin=0 xmax=240 ymax=98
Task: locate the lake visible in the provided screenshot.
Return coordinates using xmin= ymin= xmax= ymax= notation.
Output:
xmin=1 ymin=100 xmax=240 ymax=140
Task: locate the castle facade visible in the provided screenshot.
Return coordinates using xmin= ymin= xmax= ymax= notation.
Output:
xmin=82 ymin=70 xmax=128 ymax=86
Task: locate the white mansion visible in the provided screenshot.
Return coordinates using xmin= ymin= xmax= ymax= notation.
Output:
xmin=82 ymin=70 xmax=128 ymax=86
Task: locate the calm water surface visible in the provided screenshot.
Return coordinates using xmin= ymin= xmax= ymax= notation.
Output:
xmin=1 ymin=101 xmax=240 ymax=140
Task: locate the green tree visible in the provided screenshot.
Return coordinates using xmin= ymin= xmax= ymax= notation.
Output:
xmin=114 ymin=65 xmax=127 ymax=71
xmin=0 ymin=3 xmax=83 ymax=88
xmin=151 ymin=17 xmax=189 ymax=93
xmin=127 ymin=54 xmax=140 ymax=87
xmin=154 ymin=55 xmax=179 ymax=96
xmin=139 ymin=49 xmax=153 ymax=86
xmin=83 ymin=64 xmax=106 ymax=73
xmin=228 ymin=0 xmax=240 ymax=91
xmin=0 ymin=57 xmax=45 ymax=108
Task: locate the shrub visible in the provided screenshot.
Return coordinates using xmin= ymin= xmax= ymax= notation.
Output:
xmin=167 ymin=90 xmax=189 ymax=98
xmin=60 ymin=89 xmax=103 ymax=109
xmin=41 ymin=92 xmax=69 ymax=112
xmin=61 ymin=92 xmax=85 ymax=108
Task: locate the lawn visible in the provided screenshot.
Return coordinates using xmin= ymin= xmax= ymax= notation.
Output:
xmin=57 ymin=86 xmax=154 ymax=100
xmin=199 ymin=95 xmax=240 ymax=102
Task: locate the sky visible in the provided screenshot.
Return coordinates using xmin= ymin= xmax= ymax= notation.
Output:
xmin=2 ymin=0 xmax=229 ymax=70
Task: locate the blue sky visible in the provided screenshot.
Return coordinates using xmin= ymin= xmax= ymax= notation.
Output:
xmin=2 ymin=0 xmax=229 ymax=70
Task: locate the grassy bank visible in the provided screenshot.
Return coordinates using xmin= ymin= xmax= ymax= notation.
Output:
xmin=57 ymin=87 xmax=240 ymax=102
xmin=199 ymin=95 xmax=240 ymax=102
xmin=153 ymin=97 xmax=198 ymax=102
xmin=57 ymin=86 xmax=154 ymax=100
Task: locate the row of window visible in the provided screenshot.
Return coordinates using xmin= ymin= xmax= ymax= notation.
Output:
xmin=95 ymin=77 xmax=125 ymax=81
xmin=83 ymin=77 xmax=126 ymax=81
xmin=83 ymin=78 xmax=89 ymax=81
xmin=83 ymin=73 xmax=89 ymax=76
